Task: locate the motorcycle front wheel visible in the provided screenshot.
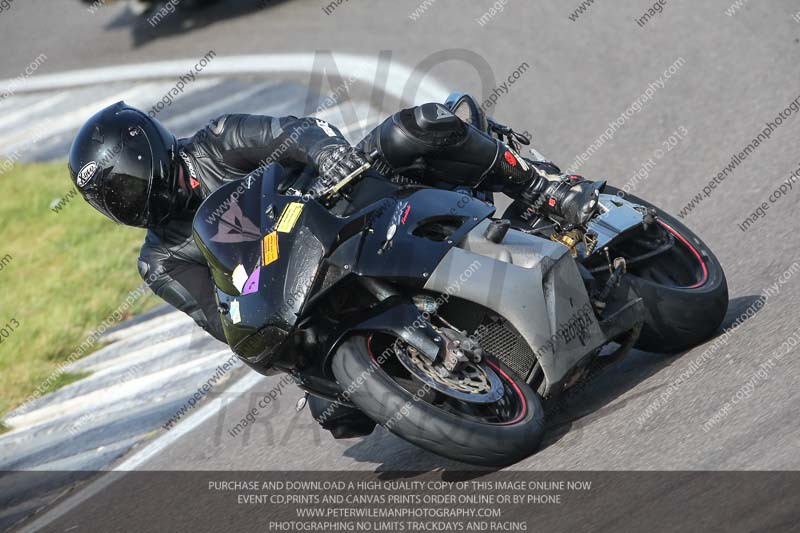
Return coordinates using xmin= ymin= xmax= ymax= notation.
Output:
xmin=331 ymin=334 xmax=544 ymax=466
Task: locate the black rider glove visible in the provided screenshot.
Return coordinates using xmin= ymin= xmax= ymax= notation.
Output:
xmin=309 ymin=144 xmax=370 ymax=198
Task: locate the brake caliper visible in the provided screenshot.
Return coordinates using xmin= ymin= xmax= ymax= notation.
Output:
xmin=439 ymin=328 xmax=484 ymax=376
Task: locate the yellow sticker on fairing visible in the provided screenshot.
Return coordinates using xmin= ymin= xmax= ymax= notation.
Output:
xmin=276 ymin=202 xmax=304 ymax=233
xmin=262 ymin=231 xmax=279 ymax=266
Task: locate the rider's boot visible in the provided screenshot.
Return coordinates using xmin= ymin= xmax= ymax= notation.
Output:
xmin=307 ymin=395 xmax=376 ymax=439
xmin=361 ymin=102 xmax=603 ymax=226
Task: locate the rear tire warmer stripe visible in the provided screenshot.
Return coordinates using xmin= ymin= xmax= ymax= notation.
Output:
xmin=658 ymin=220 xmax=709 ymax=289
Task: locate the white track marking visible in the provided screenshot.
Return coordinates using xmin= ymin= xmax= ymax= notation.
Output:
xmin=74 ymin=332 xmax=198 ymax=373
xmin=3 ymin=349 xmax=232 ymax=432
xmin=95 ymin=311 xmax=193 ymax=345
xmin=0 ymin=92 xmax=70 ymax=131
xmin=0 ymin=80 xmax=224 ymax=151
xmin=17 ymin=370 xmax=266 ymax=533
xmin=114 ymin=370 xmax=265 ymax=471
xmin=160 ymin=80 xmax=281 ymax=132
xmin=0 ymin=53 xmax=449 ymax=105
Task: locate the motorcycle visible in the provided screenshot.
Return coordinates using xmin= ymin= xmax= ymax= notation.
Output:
xmin=192 ymin=94 xmax=728 ymax=466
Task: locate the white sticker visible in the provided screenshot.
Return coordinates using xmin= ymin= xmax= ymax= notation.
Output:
xmin=76 ymin=161 xmax=99 ymax=188
xmin=229 ymin=300 xmax=241 ymax=325
xmin=386 ymin=223 xmax=397 ymax=241
xmin=315 ymin=119 xmax=338 ymax=137
xmin=232 ymin=264 xmax=249 ymax=293
xmin=179 ymin=150 xmax=198 ymax=180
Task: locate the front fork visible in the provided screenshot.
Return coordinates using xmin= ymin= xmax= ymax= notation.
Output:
xmin=358 ymin=278 xmax=484 ymax=374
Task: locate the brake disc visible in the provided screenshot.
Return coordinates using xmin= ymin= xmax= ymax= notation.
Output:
xmin=394 ymin=345 xmax=504 ymax=404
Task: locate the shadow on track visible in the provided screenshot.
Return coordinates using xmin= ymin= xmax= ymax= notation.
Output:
xmin=340 ymin=427 xmax=490 ymax=475
xmin=100 ymin=0 xmax=293 ymax=48
xmin=536 ymin=294 xmax=764 ymax=451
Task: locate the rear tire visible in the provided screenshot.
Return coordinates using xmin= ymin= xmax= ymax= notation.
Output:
xmin=332 ymin=335 xmax=545 ymax=466
xmin=602 ymin=186 xmax=728 ymax=352
xmin=503 ymin=186 xmax=728 ymax=353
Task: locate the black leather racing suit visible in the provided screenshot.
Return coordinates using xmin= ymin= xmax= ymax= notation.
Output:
xmin=137 ymin=114 xmax=351 ymax=343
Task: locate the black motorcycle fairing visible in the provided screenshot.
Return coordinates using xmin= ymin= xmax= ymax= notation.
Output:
xmin=193 ymin=163 xmax=495 ymax=366
xmin=308 ymin=188 xmax=497 ymax=298
xmin=352 ymin=187 xmax=495 ymax=284
xmin=192 ymin=174 xmax=260 ymax=295
xmin=322 ymin=298 xmax=445 ymax=371
xmin=193 ymin=165 xmax=330 ymax=362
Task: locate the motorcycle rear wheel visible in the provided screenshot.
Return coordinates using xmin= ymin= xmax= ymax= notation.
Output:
xmin=502 ymin=186 xmax=728 ymax=353
xmin=331 ymin=334 xmax=544 ymax=466
xmin=601 ymin=186 xmax=729 ymax=353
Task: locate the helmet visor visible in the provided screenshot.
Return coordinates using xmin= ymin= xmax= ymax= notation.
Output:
xmin=98 ymin=126 xmax=154 ymax=227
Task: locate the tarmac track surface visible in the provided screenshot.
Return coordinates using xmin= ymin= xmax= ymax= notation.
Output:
xmin=1 ymin=0 xmax=800 ymax=530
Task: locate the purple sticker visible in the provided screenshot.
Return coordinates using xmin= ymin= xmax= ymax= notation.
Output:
xmin=242 ymin=267 xmax=261 ymax=295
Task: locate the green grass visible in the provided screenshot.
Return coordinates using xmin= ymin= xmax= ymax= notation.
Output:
xmin=0 ymin=162 xmax=161 ymax=417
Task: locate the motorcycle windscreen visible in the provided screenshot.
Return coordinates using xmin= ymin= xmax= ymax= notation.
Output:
xmin=192 ymin=166 xmax=324 ymax=362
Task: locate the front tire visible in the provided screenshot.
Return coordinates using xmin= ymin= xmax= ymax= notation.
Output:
xmin=332 ymin=335 xmax=545 ymax=466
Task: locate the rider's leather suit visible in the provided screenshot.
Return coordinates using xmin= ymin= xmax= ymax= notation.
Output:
xmin=137 ymin=113 xmax=351 ymax=343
